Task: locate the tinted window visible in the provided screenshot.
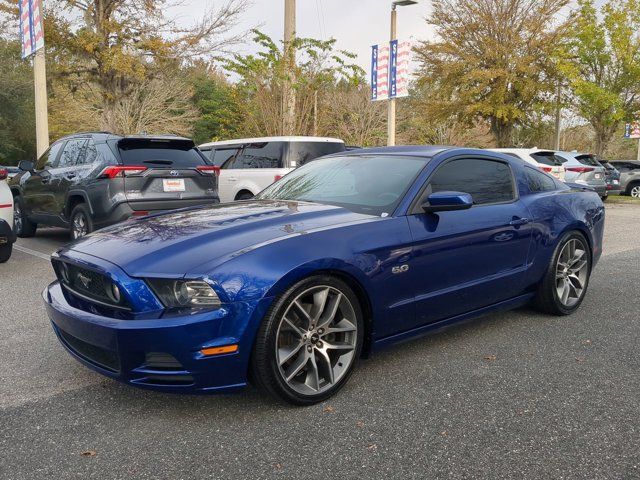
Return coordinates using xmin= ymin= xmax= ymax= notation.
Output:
xmin=58 ymin=139 xmax=87 ymax=167
xmin=524 ymin=167 xmax=557 ymax=192
xmin=288 ymin=142 xmax=345 ymax=166
xmin=427 ymin=158 xmax=515 ymax=205
xmin=530 ymin=152 xmax=562 ymax=166
xmin=258 ymin=155 xmax=426 ymax=216
xmin=575 ymin=154 xmax=600 ymax=166
xmin=118 ymin=139 xmax=206 ymax=168
xmin=214 ymin=147 xmax=241 ymax=167
xmin=226 ymin=142 xmax=284 ymax=169
xmin=79 ymin=139 xmax=99 ymax=165
xmin=36 ymin=142 xmax=64 ymax=170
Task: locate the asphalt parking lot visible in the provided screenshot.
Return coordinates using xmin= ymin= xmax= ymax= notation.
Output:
xmin=1 ymin=205 xmax=639 ymax=480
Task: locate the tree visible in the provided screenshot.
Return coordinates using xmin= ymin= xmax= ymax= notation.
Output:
xmin=414 ymin=0 xmax=567 ymax=147
xmin=0 ymin=38 xmax=36 ymax=163
xmin=558 ymin=0 xmax=640 ymax=156
xmin=223 ymin=30 xmax=364 ymax=137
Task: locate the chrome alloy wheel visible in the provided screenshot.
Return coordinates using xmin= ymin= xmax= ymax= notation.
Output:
xmin=13 ymin=202 xmax=22 ymax=233
xmin=275 ymin=286 xmax=358 ymax=396
xmin=555 ymin=238 xmax=589 ymax=308
xmin=72 ymin=213 xmax=88 ymax=239
xmin=631 ymin=185 xmax=640 ymax=198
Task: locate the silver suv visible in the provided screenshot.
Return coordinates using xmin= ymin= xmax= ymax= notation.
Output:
xmin=609 ymin=160 xmax=640 ymax=198
xmin=554 ymin=152 xmax=608 ymax=199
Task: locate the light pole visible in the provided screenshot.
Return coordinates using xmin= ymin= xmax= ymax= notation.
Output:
xmin=388 ymin=0 xmax=417 ymax=146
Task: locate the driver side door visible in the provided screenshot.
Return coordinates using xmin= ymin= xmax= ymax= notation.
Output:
xmin=405 ymin=156 xmax=533 ymax=328
xmin=22 ymin=141 xmax=65 ymax=217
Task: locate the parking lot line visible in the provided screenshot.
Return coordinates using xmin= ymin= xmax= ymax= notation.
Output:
xmin=13 ymin=244 xmax=51 ymax=261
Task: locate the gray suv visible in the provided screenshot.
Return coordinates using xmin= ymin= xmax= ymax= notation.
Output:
xmin=554 ymin=151 xmax=608 ymax=199
xmin=609 ymin=160 xmax=640 ymax=198
xmin=10 ymin=133 xmax=219 ymax=239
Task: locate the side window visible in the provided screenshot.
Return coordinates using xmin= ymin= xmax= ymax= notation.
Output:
xmin=77 ymin=139 xmax=98 ymax=165
xmin=427 ymin=158 xmax=515 ymax=205
xmin=234 ymin=142 xmax=284 ymax=169
xmin=215 ymin=148 xmax=241 ymax=168
xmin=36 ymin=142 xmax=64 ymax=170
xmin=58 ymin=139 xmax=87 ymax=167
xmin=288 ymin=142 xmax=345 ymax=166
xmin=524 ymin=167 xmax=557 ymax=193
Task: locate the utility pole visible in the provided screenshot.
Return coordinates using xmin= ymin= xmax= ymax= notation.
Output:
xmin=554 ymin=81 xmax=561 ymax=151
xmin=387 ymin=5 xmax=397 ymax=146
xmin=33 ymin=48 xmax=49 ymax=157
xmin=283 ymin=0 xmax=296 ymax=136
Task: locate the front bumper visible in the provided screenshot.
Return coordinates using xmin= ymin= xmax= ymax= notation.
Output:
xmin=44 ymin=281 xmax=269 ymax=394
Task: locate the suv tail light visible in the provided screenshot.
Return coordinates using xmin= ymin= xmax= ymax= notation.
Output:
xmin=538 ymin=166 xmax=553 ymax=173
xmin=566 ymin=166 xmax=595 ymax=173
xmin=0 ymin=169 xmax=7 ymax=180
xmin=98 ymin=166 xmax=148 ymax=179
xmin=196 ymin=166 xmax=220 ymax=176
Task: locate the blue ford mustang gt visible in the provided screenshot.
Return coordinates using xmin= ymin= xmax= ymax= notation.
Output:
xmin=44 ymin=146 xmax=605 ymax=405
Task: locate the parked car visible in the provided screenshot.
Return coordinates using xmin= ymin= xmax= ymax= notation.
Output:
xmin=489 ymin=148 xmax=566 ymax=181
xmin=9 ymin=133 xmax=219 ymax=240
xmin=554 ymin=151 xmax=608 ymax=199
xmin=0 ymin=166 xmax=21 ymax=179
xmin=599 ymin=161 xmax=622 ymax=196
xmin=0 ymin=168 xmax=15 ymax=262
xmin=609 ymin=160 xmax=640 ymax=198
xmin=44 ymin=146 xmax=604 ymax=405
xmin=199 ymin=136 xmax=345 ymax=202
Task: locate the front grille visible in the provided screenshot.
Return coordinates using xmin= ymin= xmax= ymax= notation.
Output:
xmin=58 ymin=328 xmax=120 ymax=373
xmin=52 ymin=260 xmax=130 ymax=311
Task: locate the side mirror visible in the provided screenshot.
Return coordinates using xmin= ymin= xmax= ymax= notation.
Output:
xmin=422 ymin=191 xmax=473 ymax=213
xmin=18 ymin=160 xmax=35 ymax=172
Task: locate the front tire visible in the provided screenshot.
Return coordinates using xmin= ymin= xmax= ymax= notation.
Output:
xmin=0 ymin=243 xmax=12 ymax=263
xmin=13 ymin=196 xmax=37 ymax=238
xmin=534 ymin=231 xmax=591 ymax=316
xmin=70 ymin=204 xmax=93 ymax=240
xmin=250 ymin=275 xmax=364 ymax=405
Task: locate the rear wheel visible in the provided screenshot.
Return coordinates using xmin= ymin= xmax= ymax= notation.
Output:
xmin=13 ymin=196 xmax=37 ymax=238
xmin=235 ymin=191 xmax=254 ymax=201
xmin=535 ymin=232 xmax=591 ymax=316
xmin=629 ymin=183 xmax=640 ymax=198
xmin=0 ymin=243 xmax=12 ymax=263
xmin=70 ymin=204 xmax=93 ymax=240
xmin=251 ymin=276 xmax=363 ymax=405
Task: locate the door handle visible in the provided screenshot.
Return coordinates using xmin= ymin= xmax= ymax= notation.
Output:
xmin=509 ymin=217 xmax=531 ymax=226
xmin=228 ymin=177 xmax=237 ymax=182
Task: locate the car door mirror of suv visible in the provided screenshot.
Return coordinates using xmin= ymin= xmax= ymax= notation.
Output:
xmin=422 ymin=191 xmax=474 ymax=213
xmin=18 ymin=160 xmax=35 ymax=172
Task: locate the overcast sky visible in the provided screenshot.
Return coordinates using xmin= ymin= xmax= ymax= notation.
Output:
xmin=171 ymin=0 xmax=435 ymax=72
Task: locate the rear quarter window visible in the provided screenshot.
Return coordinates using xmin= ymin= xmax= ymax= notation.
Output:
xmin=118 ymin=139 xmax=206 ymax=168
xmin=288 ymin=142 xmax=346 ymax=166
xmin=524 ymin=167 xmax=557 ymax=193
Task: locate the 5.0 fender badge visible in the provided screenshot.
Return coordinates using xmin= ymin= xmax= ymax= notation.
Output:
xmin=392 ymin=264 xmax=409 ymax=274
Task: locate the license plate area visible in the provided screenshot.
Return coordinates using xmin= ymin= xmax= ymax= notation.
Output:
xmin=163 ymin=179 xmax=185 ymax=192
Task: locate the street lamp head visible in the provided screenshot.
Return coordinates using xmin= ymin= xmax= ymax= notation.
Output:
xmin=393 ymin=0 xmax=418 ymax=6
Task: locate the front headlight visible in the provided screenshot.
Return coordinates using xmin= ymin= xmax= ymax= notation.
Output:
xmin=147 ymin=279 xmax=221 ymax=309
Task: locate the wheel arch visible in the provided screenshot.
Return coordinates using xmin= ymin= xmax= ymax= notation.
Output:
xmin=234 ymin=189 xmax=255 ymax=200
xmin=65 ymin=191 xmax=93 ymax=218
xmin=626 ymin=179 xmax=640 ymax=195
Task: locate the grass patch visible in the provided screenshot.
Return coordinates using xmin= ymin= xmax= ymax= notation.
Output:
xmin=605 ymin=194 xmax=640 ymax=205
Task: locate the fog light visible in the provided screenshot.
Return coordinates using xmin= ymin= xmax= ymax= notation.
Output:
xmin=106 ymin=282 xmax=122 ymax=303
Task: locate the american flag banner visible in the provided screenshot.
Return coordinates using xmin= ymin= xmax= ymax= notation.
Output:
xmin=19 ymin=0 xmax=45 ymax=59
xmin=371 ymin=43 xmax=390 ymax=101
xmin=393 ymin=41 xmax=412 ymax=98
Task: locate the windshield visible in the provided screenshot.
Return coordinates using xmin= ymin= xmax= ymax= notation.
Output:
xmin=257 ymin=155 xmax=428 ymax=216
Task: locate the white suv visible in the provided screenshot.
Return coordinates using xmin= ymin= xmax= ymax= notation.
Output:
xmin=0 ymin=167 xmax=15 ymax=262
xmin=490 ymin=148 xmax=566 ymax=181
xmin=199 ymin=137 xmax=345 ymax=202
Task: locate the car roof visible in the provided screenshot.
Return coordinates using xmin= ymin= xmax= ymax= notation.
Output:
xmin=199 ymin=136 xmax=345 ymax=148
xmin=339 ymin=145 xmax=455 ymax=158
xmin=55 ymin=132 xmax=192 ymax=143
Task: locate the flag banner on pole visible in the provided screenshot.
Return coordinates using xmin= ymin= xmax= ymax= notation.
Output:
xmin=19 ymin=0 xmax=44 ymax=59
xmin=625 ymin=122 xmax=640 ymax=139
xmin=371 ymin=44 xmax=390 ymax=101
xmin=394 ymin=41 xmax=412 ymax=98
xmin=371 ymin=40 xmax=411 ymax=101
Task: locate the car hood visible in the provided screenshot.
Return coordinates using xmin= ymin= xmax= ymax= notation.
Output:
xmin=63 ymin=200 xmax=372 ymax=277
